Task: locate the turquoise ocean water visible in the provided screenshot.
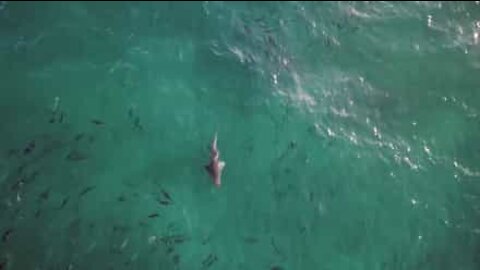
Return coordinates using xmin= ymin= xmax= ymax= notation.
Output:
xmin=1 ymin=1 xmax=480 ymax=269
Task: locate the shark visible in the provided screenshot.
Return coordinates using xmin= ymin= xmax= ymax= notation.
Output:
xmin=204 ymin=132 xmax=226 ymax=187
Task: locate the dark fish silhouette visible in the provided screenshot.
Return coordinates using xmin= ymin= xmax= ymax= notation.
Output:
xmin=160 ymin=189 xmax=172 ymax=201
xmin=39 ymin=188 xmax=50 ymax=201
xmin=79 ymin=186 xmax=96 ymax=197
xmin=133 ymin=116 xmax=143 ymax=131
xmin=201 ymin=253 xmax=217 ymax=268
xmin=243 ymin=236 xmax=258 ymax=244
xmin=23 ymin=141 xmax=35 ymax=155
xmin=66 ymin=150 xmax=88 ymax=161
xmin=160 ymin=235 xmax=189 ymax=245
xmin=74 ymin=133 xmax=85 ymax=142
xmin=157 ymin=199 xmax=171 ymax=206
xmin=58 ymin=197 xmax=69 ymax=209
xmin=172 ymin=254 xmax=180 ymax=265
xmin=11 ymin=179 xmax=24 ymax=191
xmin=2 ymin=228 xmax=13 ymax=242
xmin=91 ymin=119 xmax=105 ymax=126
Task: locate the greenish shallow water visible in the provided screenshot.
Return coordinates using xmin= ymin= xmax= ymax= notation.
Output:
xmin=1 ymin=1 xmax=480 ymax=269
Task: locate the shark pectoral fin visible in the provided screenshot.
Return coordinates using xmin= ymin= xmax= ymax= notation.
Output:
xmin=219 ymin=161 xmax=226 ymax=171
